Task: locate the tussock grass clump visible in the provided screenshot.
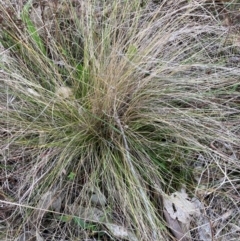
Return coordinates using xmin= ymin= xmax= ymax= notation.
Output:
xmin=0 ymin=0 xmax=240 ymax=240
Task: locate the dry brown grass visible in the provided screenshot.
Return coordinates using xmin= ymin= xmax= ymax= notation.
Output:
xmin=0 ymin=0 xmax=240 ymax=240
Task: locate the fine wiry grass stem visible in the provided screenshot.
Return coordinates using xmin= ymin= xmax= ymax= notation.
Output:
xmin=114 ymin=106 xmax=158 ymax=238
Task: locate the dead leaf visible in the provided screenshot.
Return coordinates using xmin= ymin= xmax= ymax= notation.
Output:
xmin=163 ymin=209 xmax=188 ymax=241
xmin=33 ymin=188 xmax=62 ymax=220
xmin=78 ymin=206 xmax=104 ymax=222
xmin=163 ymin=188 xmax=198 ymax=225
xmin=105 ymin=223 xmax=138 ymax=241
xmin=73 ymin=206 xmax=138 ymax=241
xmin=56 ymin=86 xmax=73 ymax=99
xmin=89 ymin=187 xmax=106 ymax=206
xmin=192 ymin=198 xmax=212 ymax=241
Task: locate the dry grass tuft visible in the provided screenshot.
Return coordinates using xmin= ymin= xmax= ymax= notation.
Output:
xmin=0 ymin=0 xmax=240 ymax=240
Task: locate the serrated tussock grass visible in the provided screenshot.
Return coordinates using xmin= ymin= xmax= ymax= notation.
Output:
xmin=0 ymin=0 xmax=240 ymax=240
